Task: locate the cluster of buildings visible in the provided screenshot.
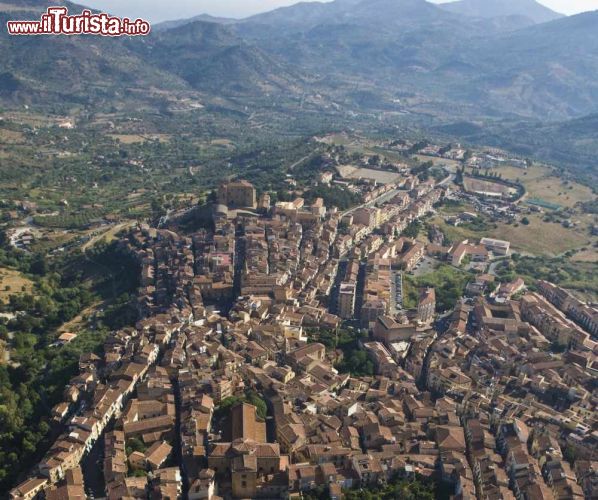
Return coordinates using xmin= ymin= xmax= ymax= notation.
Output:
xmin=418 ymin=236 xmax=510 ymax=274
xmin=193 ymin=225 xmax=235 ymax=302
xmin=387 ymin=139 xmax=527 ymax=170
xmin=446 ymin=189 xmax=526 ymax=225
xmin=537 ymin=281 xmax=598 ymax=337
xmin=9 ymin=176 xmax=597 ymax=500
xmin=12 ymin=224 xmax=196 ymax=499
xmin=419 ymin=287 xmax=597 ymax=500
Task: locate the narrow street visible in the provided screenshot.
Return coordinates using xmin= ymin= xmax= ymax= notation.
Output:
xmin=82 ymin=428 xmax=107 ymax=498
xmin=328 ymin=259 xmax=348 ymax=315
xmin=417 ymin=311 xmax=452 ymax=391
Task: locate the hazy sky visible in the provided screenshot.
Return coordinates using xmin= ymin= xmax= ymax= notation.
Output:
xmin=80 ymin=0 xmax=598 ymax=23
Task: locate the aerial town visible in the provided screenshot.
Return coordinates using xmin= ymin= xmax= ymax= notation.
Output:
xmin=3 ymin=0 xmax=598 ymax=497
xmin=8 ymin=169 xmax=597 ymax=500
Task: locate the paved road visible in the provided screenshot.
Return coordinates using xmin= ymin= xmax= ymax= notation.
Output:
xmin=81 ymin=221 xmax=134 ymax=251
xmin=437 ymin=173 xmax=455 ymax=186
xmin=488 ymin=258 xmax=510 ymax=276
xmin=288 ymin=154 xmax=314 ymax=171
xmin=158 ymin=209 xmax=174 ymax=228
xmin=342 ymin=188 xmax=400 ymax=217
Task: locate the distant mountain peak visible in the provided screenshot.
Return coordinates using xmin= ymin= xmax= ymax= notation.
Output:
xmin=439 ymin=0 xmax=564 ymax=25
xmin=154 ymin=13 xmax=238 ymax=32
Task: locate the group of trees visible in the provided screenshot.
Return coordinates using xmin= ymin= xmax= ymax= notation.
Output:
xmin=33 ymin=208 xmax=106 ymax=230
xmin=461 ymin=216 xmax=491 ymax=233
xmin=343 ymin=477 xmax=437 ymax=500
xmin=496 ymin=254 xmax=596 ymax=296
xmin=336 ymin=350 xmax=375 ymax=377
xmin=0 ymin=250 xmax=98 ymax=489
xmin=302 ymin=474 xmax=439 ymax=500
xmin=0 ymin=233 xmax=43 ymax=275
xmin=579 ymin=199 xmax=598 ymax=214
xmin=0 ymin=242 xmax=139 ymax=491
xmin=405 ymin=265 xmax=473 ymax=312
xmin=215 ymin=390 xmax=268 ymax=422
xmin=410 ymin=160 xmax=435 ymax=181
xmin=304 ymin=185 xmax=361 ymax=211
xmin=402 ymin=220 xmax=422 ymax=239
xmin=308 ymin=327 xmax=374 ymax=377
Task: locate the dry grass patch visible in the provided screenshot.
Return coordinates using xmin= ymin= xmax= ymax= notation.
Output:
xmin=433 ymin=214 xmax=591 ymax=256
xmin=415 ymin=155 xmax=461 ymax=169
xmin=431 ymin=217 xmax=479 ymax=242
xmin=336 ymin=165 xmax=401 ymax=184
xmin=109 ymin=134 xmax=171 ymax=144
xmin=0 ymin=128 xmax=25 ymax=144
xmin=82 ymin=222 xmax=135 ymax=251
xmin=572 ymin=248 xmax=598 ymax=263
xmin=0 ymin=268 xmax=34 ymax=303
xmin=57 ymin=302 xmax=100 ymax=334
xmin=210 ymin=139 xmax=234 ymax=147
xmin=492 ymin=215 xmax=590 ymax=255
xmin=493 ymin=165 xmax=595 ymax=209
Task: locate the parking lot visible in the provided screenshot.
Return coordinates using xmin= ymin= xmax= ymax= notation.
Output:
xmin=390 ymin=270 xmax=403 ymax=314
xmin=411 ymin=256 xmax=437 ymax=277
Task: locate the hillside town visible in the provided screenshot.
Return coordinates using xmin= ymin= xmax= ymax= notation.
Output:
xmin=9 ymin=175 xmax=597 ymax=500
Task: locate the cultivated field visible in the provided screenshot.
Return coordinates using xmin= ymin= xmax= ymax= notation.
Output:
xmin=1 ymin=111 xmax=67 ymax=127
xmin=210 ymin=138 xmax=235 ymax=147
xmin=109 ymin=134 xmax=172 ymax=144
xmin=572 ymin=248 xmax=598 ymax=263
xmin=0 ymin=128 xmax=25 ymax=144
xmin=336 ymin=165 xmax=401 ymax=184
xmin=316 ymin=133 xmax=355 ymax=146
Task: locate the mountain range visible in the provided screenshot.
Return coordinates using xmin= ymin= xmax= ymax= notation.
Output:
xmin=438 ymin=0 xmax=564 ymax=25
xmin=1 ymin=0 xmax=597 ymax=176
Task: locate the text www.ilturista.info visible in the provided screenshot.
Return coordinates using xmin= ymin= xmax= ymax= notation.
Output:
xmin=6 ymin=7 xmax=151 ymax=36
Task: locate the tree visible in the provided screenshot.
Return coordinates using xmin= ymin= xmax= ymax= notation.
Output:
xmin=368 ymin=155 xmax=381 ymax=166
xmin=521 ymin=217 xmax=530 ymax=225
xmin=563 ymin=445 xmax=578 ymax=464
xmin=0 ymin=324 xmax=8 ymax=342
xmin=126 ymin=437 xmax=147 ymax=456
xmin=343 ymin=475 xmax=436 ymax=500
xmin=245 ymin=391 xmax=268 ymax=420
xmin=439 ymin=144 xmax=452 ymax=156
xmin=403 ymin=220 xmax=422 ymax=239
xmin=337 ymin=350 xmax=374 ymax=377
xmin=215 ymin=392 xmax=268 ymax=421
